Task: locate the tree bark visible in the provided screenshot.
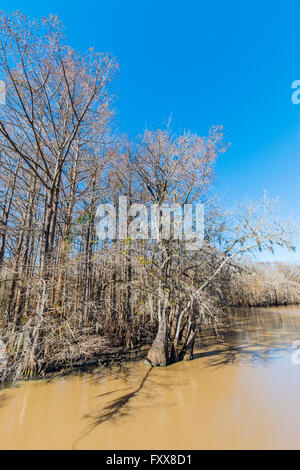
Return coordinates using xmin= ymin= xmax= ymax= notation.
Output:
xmin=146 ymin=309 xmax=169 ymax=366
xmin=179 ymin=320 xmax=196 ymax=361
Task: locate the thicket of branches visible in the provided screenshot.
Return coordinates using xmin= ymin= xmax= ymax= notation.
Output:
xmin=0 ymin=12 xmax=298 ymax=382
xmin=227 ymin=262 xmax=300 ymax=307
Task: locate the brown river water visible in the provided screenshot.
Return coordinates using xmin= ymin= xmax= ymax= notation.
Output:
xmin=1 ymin=305 xmax=300 ymax=450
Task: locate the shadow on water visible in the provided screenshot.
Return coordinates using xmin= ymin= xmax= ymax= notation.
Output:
xmin=73 ymin=362 xmax=189 ymax=448
xmin=196 ymin=306 xmax=300 ymax=368
xmin=72 ymin=366 xmax=154 ymax=449
xmin=74 ymin=306 xmax=300 ymax=446
xmin=87 ymin=367 xmax=153 ymax=426
xmin=0 ymin=393 xmax=8 ymax=409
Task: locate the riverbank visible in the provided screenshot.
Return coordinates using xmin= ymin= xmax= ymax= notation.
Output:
xmin=32 ymin=301 xmax=300 ymax=381
xmin=0 ymin=334 xmax=154 ymax=387
xmin=1 ymin=302 xmax=299 ymax=388
xmin=42 ymin=344 xmax=151 ymax=381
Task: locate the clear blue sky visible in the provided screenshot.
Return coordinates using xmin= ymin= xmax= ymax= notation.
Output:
xmin=3 ymin=0 xmax=300 ymax=261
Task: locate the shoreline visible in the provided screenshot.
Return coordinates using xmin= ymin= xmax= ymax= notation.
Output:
xmin=0 ymin=343 xmax=151 ymax=390
xmin=1 ymin=303 xmax=300 ymax=389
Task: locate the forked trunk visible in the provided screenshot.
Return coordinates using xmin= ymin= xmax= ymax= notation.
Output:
xmin=170 ymin=318 xmax=187 ymax=363
xmin=180 ymin=320 xmax=196 ymax=361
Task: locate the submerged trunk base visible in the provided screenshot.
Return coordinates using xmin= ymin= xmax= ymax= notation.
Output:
xmin=179 ymin=321 xmax=196 ymax=362
xmin=147 ymin=313 xmax=169 ymax=366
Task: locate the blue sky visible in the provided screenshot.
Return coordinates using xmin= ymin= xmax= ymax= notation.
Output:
xmin=3 ymin=0 xmax=300 ymax=262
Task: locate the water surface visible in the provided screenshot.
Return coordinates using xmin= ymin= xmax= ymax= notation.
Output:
xmin=1 ymin=306 xmax=300 ymax=450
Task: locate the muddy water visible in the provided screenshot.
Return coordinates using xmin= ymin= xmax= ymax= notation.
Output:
xmin=1 ymin=306 xmax=300 ymax=450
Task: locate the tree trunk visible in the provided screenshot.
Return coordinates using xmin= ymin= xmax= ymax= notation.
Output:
xmin=146 ymin=309 xmax=169 ymax=366
xmin=170 ymin=317 xmax=187 ymax=363
xmin=179 ymin=320 xmax=196 ymax=361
